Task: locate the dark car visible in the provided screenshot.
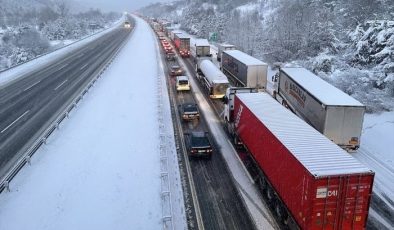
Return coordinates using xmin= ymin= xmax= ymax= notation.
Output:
xmin=179 ymin=103 xmax=199 ymax=120
xmin=186 ymin=132 xmax=213 ymax=158
xmin=169 ymin=65 xmax=183 ymax=76
xmin=166 ymin=52 xmax=176 ymax=61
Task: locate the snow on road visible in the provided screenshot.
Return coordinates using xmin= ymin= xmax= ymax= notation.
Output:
xmin=354 ymin=111 xmax=394 ymax=208
xmin=0 ymin=16 xmax=186 ymax=230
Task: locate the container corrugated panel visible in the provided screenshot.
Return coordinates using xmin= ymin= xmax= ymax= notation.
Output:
xmin=281 ymin=68 xmax=364 ymax=106
xmin=234 ymin=92 xmax=374 ymax=229
xmin=237 ymin=93 xmax=370 ymax=176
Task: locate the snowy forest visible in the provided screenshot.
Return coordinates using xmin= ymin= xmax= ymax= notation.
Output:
xmin=140 ymin=0 xmax=394 ymax=113
xmin=0 ymin=0 xmax=121 ymax=71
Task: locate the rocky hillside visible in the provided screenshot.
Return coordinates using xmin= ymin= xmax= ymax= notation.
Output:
xmin=139 ymin=0 xmax=394 ymax=112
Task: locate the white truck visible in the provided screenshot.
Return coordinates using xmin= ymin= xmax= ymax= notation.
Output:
xmin=273 ymin=67 xmax=366 ymax=150
xmin=221 ymin=50 xmax=267 ymax=89
xmin=191 ymin=39 xmax=211 ymax=61
xmin=216 ymin=43 xmax=235 ymax=62
xmin=196 ymin=59 xmax=229 ymax=99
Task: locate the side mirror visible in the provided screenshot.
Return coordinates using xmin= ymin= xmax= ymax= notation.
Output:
xmin=222 ymin=96 xmax=228 ymax=104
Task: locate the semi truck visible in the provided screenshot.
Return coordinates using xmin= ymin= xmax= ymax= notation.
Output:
xmin=196 ymin=59 xmax=229 ymax=99
xmin=223 ymin=90 xmax=374 ymax=230
xmin=216 ymin=43 xmax=235 ymax=62
xmin=191 ymin=39 xmax=212 ymax=63
xmin=273 ymin=67 xmax=366 ymax=150
xmin=174 ymin=33 xmax=190 ymax=58
xmin=221 ymin=50 xmax=267 ymax=89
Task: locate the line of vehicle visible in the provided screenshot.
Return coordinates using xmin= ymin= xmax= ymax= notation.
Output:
xmin=1 ymin=110 xmax=30 ymax=134
xmin=162 ymin=45 xmax=205 ymax=229
xmin=23 ymin=80 xmax=41 ymax=92
xmin=54 ymin=79 xmax=68 ymax=91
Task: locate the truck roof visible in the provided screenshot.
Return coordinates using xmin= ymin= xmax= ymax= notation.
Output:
xmin=281 ymin=67 xmax=364 ymax=106
xmin=237 ymin=93 xmax=372 ymax=177
xmin=199 ymin=60 xmax=229 ymax=84
xmin=175 ymin=33 xmax=190 ymax=39
xmin=194 ymin=39 xmax=210 ymax=47
xmin=223 ymin=50 xmax=266 ymax=66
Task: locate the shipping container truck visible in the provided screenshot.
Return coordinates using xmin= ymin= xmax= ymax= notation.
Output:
xmin=216 ymin=43 xmax=236 ymax=62
xmin=191 ymin=39 xmax=212 ymax=63
xmin=174 ymin=33 xmax=190 ymax=58
xmin=221 ymin=50 xmax=267 ymax=89
xmin=274 ymin=67 xmax=366 ymax=150
xmin=196 ymin=59 xmax=229 ymax=99
xmin=224 ymin=91 xmax=374 ymax=230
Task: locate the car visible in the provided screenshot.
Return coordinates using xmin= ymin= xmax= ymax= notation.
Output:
xmin=179 ymin=103 xmax=199 ymax=120
xmin=169 ymin=65 xmax=183 ymax=76
xmin=176 ymin=76 xmax=190 ymax=91
xmin=164 ymin=47 xmax=173 ymax=54
xmin=166 ymin=52 xmax=176 ymax=61
xmin=186 ymin=131 xmax=213 ymax=158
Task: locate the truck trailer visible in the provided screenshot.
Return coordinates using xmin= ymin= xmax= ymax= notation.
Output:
xmin=224 ymin=91 xmax=374 ymax=230
xmin=174 ymin=33 xmax=190 ymax=58
xmin=221 ymin=50 xmax=267 ymax=89
xmin=274 ymin=67 xmax=366 ymax=150
xmin=191 ymin=39 xmax=211 ymax=63
xmin=197 ymin=59 xmax=229 ymax=99
xmin=216 ymin=43 xmax=235 ymax=62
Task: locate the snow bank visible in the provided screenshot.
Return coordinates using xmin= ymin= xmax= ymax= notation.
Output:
xmin=0 ymin=16 xmax=185 ymax=230
xmin=0 ymin=19 xmax=123 ymax=87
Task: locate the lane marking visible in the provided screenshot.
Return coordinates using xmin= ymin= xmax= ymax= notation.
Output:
xmin=80 ymin=63 xmax=89 ymax=70
xmin=54 ymin=79 xmax=68 ymax=91
xmin=23 ymin=80 xmax=41 ymax=92
xmin=59 ymin=64 xmax=68 ymax=70
xmin=1 ymin=110 xmax=30 ymax=133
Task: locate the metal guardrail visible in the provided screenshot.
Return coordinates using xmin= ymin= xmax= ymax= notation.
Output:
xmin=0 ymin=21 xmax=132 ymax=194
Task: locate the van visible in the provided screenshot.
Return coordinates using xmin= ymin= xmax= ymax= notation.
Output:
xmin=176 ymin=76 xmax=190 ymax=91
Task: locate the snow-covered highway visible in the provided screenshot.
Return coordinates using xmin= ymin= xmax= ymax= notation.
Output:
xmin=0 ymin=16 xmax=186 ymax=230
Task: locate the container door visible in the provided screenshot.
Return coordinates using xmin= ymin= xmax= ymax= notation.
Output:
xmin=339 ymin=175 xmax=373 ymax=229
xmin=312 ymin=177 xmax=343 ymax=230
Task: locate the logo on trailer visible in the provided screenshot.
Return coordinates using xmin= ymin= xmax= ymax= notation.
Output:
xmin=235 ymin=105 xmax=243 ymax=128
xmin=316 ymin=187 xmax=338 ymax=198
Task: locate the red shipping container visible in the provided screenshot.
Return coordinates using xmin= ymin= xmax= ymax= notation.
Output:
xmin=234 ymin=93 xmax=374 ymax=230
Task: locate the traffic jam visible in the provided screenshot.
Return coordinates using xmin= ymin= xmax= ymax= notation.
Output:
xmin=148 ymin=17 xmax=375 ymax=230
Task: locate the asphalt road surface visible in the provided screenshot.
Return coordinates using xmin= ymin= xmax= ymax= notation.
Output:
xmin=0 ymin=25 xmax=132 ymax=179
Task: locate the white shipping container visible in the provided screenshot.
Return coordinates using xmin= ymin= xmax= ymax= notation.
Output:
xmin=277 ymin=67 xmax=365 ymax=150
xmin=221 ymin=50 xmax=267 ymax=89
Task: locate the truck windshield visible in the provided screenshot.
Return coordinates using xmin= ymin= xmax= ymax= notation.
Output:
xmin=213 ymin=83 xmax=229 ymax=98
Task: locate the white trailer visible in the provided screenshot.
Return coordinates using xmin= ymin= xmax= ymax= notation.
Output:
xmin=197 ymin=59 xmax=230 ymax=99
xmin=216 ymin=43 xmax=235 ymax=62
xmin=274 ymin=67 xmax=365 ymax=150
xmin=221 ymin=50 xmax=267 ymax=89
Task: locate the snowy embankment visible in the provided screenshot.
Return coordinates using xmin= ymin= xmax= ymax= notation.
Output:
xmin=0 ymin=16 xmax=186 ymax=230
xmin=0 ymin=18 xmax=123 ymax=87
xmin=354 ymin=111 xmax=394 ymax=210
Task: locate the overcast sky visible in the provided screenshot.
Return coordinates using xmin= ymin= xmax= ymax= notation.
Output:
xmin=77 ymin=0 xmax=171 ymax=12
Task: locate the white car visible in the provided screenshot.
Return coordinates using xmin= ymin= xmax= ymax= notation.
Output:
xmin=176 ymin=76 xmax=190 ymax=91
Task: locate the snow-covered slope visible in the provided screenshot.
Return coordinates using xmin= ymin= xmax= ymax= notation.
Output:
xmin=139 ymin=0 xmax=393 ymax=112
